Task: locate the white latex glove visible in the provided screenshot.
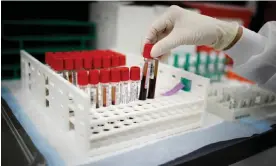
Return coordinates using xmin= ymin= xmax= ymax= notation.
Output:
xmin=145 ymin=5 xmax=240 ymax=58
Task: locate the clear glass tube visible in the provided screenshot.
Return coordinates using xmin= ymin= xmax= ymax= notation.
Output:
xmin=90 ymin=84 xmax=99 ymax=109
xmin=56 ymin=71 xmax=64 ymax=77
xmin=79 ymin=85 xmax=90 ymax=95
xmin=101 ymin=83 xmax=111 ymax=107
xmin=120 ymin=81 xmax=129 ymax=104
xmin=64 ymin=70 xmax=73 ymax=83
xmin=72 ymin=70 xmax=77 ymax=86
xmin=130 ymin=81 xmax=140 ymax=102
xmin=111 ymin=83 xmax=120 ymax=105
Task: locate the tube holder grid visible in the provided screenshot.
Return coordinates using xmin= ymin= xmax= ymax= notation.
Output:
xmin=20 ymin=50 xmax=209 ymax=156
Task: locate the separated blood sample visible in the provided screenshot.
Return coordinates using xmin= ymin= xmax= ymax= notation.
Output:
xmin=52 ymin=57 xmax=64 ymax=77
xmin=147 ymin=59 xmax=159 ymax=99
xmin=139 ymin=44 xmax=154 ymax=100
xmin=77 ymin=70 xmax=90 ymax=95
xmin=73 ymin=56 xmax=84 ymax=86
xmin=130 ymin=66 xmax=141 ymax=102
xmin=120 ymin=67 xmax=130 ymax=104
xmin=110 ymin=68 xmax=121 ymax=105
xmin=64 ymin=57 xmax=74 ymax=83
xmin=100 ymin=69 xmax=111 ymax=107
xmin=89 ymin=70 xmax=100 ymax=108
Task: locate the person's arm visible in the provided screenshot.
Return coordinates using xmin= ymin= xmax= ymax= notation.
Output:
xmin=145 ymin=5 xmax=276 ymax=92
xmin=224 ymin=22 xmax=276 ymax=92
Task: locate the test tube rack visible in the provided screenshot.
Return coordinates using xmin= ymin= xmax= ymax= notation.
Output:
xmin=20 ymin=50 xmax=209 ymax=156
xmin=207 ymin=83 xmax=276 ymax=121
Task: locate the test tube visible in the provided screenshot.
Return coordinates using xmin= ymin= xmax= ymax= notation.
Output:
xmin=77 ymin=70 xmax=90 ymax=95
xmin=110 ymin=68 xmax=121 ymax=105
xmin=45 ymin=52 xmax=54 ymax=68
xmin=93 ymin=54 xmax=102 ymax=69
xmin=119 ymin=54 xmax=126 ymax=66
xmin=147 ymin=59 xmax=159 ymax=99
xmin=130 ymin=66 xmax=141 ymax=102
xmin=120 ymin=67 xmax=130 ymax=104
xmin=52 ymin=57 xmax=64 ymax=77
xmin=89 ymin=70 xmax=100 ymax=108
xmin=100 ymin=69 xmax=111 ymax=107
xmin=111 ymin=54 xmax=120 ymax=68
xmin=102 ymin=53 xmax=111 ymax=69
xmin=83 ymin=51 xmax=93 ymax=71
xmin=73 ymin=56 xmax=84 ymax=86
xmin=64 ymin=57 xmax=74 ymax=83
xmin=139 ymin=44 xmax=154 ymax=100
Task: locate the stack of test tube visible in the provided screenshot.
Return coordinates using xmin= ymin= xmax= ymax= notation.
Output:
xmin=45 ymin=49 xmax=145 ymax=109
xmin=75 ymin=66 xmax=141 ymax=108
xmin=45 ymin=50 xmax=126 ymax=85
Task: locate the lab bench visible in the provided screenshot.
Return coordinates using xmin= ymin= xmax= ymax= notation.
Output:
xmin=2 ymin=81 xmax=276 ymax=166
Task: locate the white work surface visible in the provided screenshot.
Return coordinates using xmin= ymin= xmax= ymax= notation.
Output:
xmin=2 ymin=80 xmax=275 ymax=166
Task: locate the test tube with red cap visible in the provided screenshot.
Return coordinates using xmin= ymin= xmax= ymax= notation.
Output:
xmin=83 ymin=51 xmax=93 ymax=71
xmin=89 ymin=70 xmax=100 ymax=108
xmin=130 ymin=66 xmax=141 ymax=102
xmin=64 ymin=57 xmax=74 ymax=83
xmin=100 ymin=69 xmax=111 ymax=107
xmin=52 ymin=57 xmax=64 ymax=77
xmin=120 ymin=67 xmax=130 ymax=104
xmin=45 ymin=52 xmax=54 ymax=68
xmin=72 ymin=56 xmax=84 ymax=86
xmin=110 ymin=68 xmax=121 ymax=105
xmin=111 ymin=54 xmax=120 ymax=68
xmin=119 ymin=54 xmax=126 ymax=66
xmin=93 ymin=53 xmax=102 ymax=69
xmin=139 ymin=44 xmax=153 ymax=100
xmin=102 ymin=53 xmax=111 ymax=69
xmin=77 ymin=70 xmax=90 ymax=94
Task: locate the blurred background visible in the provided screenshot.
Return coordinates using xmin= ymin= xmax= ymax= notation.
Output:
xmin=2 ymin=1 xmax=276 ymax=80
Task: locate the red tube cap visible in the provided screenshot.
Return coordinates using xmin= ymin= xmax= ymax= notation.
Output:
xmin=100 ymin=69 xmax=110 ymax=83
xmin=77 ymin=70 xmax=88 ymax=86
xmin=93 ymin=53 xmax=102 ymax=69
xmin=120 ymin=67 xmax=129 ymax=81
xmin=52 ymin=57 xmax=64 ymax=71
xmin=64 ymin=58 xmax=74 ymax=70
xmin=102 ymin=53 xmax=111 ymax=68
xmin=143 ymin=44 xmax=154 ymax=59
xmin=111 ymin=55 xmax=120 ymax=67
xmin=89 ymin=70 xmax=100 ymax=85
xmin=83 ymin=53 xmax=93 ymax=70
xmin=111 ymin=68 xmax=121 ymax=82
xmin=74 ymin=57 xmax=83 ymax=70
xmin=45 ymin=52 xmax=54 ymax=65
xmin=119 ymin=55 xmax=126 ymax=66
xmin=130 ymin=66 xmax=141 ymax=81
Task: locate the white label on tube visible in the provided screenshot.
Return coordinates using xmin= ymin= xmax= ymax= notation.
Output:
xmin=150 ymin=61 xmax=155 ymax=79
xmin=90 ymin=87 xmax=97 ymax=107
xmin=145 ymin=61 xmax=151 ymax=89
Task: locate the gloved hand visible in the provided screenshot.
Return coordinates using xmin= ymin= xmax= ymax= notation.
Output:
xmin=145 ymin=5 xmax=241 ymax=58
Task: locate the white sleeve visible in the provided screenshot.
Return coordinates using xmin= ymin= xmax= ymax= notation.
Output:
xmin=224 ymin=21 xmax=276 ymax=92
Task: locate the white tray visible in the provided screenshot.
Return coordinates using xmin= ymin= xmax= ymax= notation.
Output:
xmin=20 ymin=50 xmax=209 ymax=156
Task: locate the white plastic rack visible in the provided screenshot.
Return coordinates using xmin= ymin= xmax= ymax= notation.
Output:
xmin=207 ymin=83 xmax=276 ymax=121
xmin=20 ymin=50 xmax=209 ymax=156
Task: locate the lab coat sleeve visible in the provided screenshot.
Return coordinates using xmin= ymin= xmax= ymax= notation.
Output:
xmin=224 ymin=21 xmax=276 ymax=92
